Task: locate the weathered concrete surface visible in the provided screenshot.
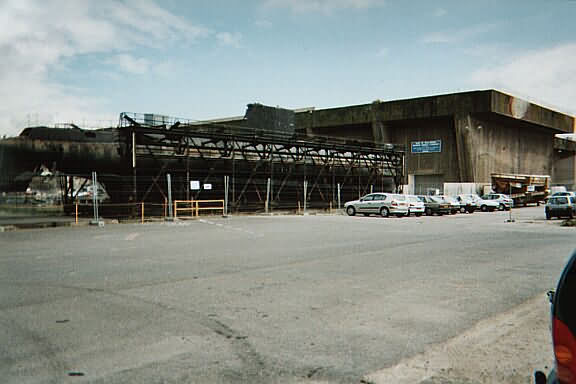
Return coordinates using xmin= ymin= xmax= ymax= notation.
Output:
xmin=296 ymin=90 xmax=573 ymax=133
xmin=454 ymin=114 xmax=555 ymax=183
xmin=0 ymin=208 xmax=573 ymax=383
xmin=295 ymin=90 xmax=575 ymax=185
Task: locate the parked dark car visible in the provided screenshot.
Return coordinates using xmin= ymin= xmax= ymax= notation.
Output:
xmin=546 ymin=196 xmax=576 ymax=220
xmin=535 ymin=251 xmax=576 ymax=384
xmin=417 ymin=195 xmax=452 ymax=216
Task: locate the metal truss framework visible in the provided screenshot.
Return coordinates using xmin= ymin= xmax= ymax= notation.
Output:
xmin=119 ymin=112 xmax=405 ymax=209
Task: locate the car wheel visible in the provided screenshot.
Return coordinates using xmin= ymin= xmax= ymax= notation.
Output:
xmin=415 ymin=213 xmax=422 ymax=217
xmin=460 ymin=207 xmax=466 ymax=213
xmin=498 ymin=203 xmax=505 ymax=211
xmin=346 ymin=206 xmax=356 ymax=216
xmin=481 ymin=205 xmax=487 ymax=212
xmin=468 ymin=208 xmax=475 ymax=214
xmin=425 ymin=207 xmax=432 ymax=216
xmin=546 ymin=211 xmax=551 ymax=220
xmin=380 ymin=207 xmax=390 ymax=218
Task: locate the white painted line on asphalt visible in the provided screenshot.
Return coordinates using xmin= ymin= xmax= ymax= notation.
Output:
xmin=198 ymin=219 xmax=264 ymax=238
xmin=124 ymin=232 xmax=140 ymax=241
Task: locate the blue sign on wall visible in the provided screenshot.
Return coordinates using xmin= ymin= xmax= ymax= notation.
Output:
xmin=411 ymin=140 xmax=442 ymax=153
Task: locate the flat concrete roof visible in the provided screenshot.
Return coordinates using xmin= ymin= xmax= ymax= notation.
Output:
xmin=296 ymin=90 xmax=575 ymax=134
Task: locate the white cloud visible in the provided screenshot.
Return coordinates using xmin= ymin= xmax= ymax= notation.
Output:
xmin=263 ymin=0 xmax=386 ymax=13
xmin=376 ymin=47 xmax=389 ymax=57
xmin=255 ymin=19 xmax=273 ymax=29
xmin=107 ymin=54 xmax=150 ymax=75
xmin=420 ymin=24 xmax=496 ymax=44
xmin=433 ymin=8 xmax=447 ymax=17
xmin=216 ymin=32 xmax=243 ymax=48
xmin=470 ymin=43 xmax=576 ymax=115
xmin=0 ymin=0 xmax=214 ymax=136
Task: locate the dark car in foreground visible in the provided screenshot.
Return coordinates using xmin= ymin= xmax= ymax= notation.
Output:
xmin=535 ymin=251 xmax=576 ymax=384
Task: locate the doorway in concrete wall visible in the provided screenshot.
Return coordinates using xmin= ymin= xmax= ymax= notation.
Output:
xmin=414 ymin=175 xmax=444 ymax=195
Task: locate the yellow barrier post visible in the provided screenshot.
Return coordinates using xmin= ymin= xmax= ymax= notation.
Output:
xmin=75 ymin=200 xmax=78 ymax=224
xmin=174 ymin=201 xmax=177 ymax=219
xmin=163 ymin=198 xmax=167 ymax=218
xmin=195 ymin=201 xmax=199 ymax=217
xmin=141 ymin=202 xmax=144 ymax=224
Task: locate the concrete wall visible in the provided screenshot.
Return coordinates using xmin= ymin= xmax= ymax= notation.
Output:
xmin=491 ymin=91 xmax=574 ymax=133
xmin=303 ymin=112 xmax=557 ymax=187
xmin=553 ymin=153 xmax=575 ymax=189
xmin=460 ymin=114 xmax=554 ymax=183
xmin=308 ymin=123 xmax=373 ymax=141
xmin=293 ymin=90 xmax=572 ymax=189
xmin=378 ymin=117 xmax=459 ymax=182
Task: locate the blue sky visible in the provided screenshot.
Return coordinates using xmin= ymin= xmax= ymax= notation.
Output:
xmin=1 ymin=0 xmax=576 ymax=136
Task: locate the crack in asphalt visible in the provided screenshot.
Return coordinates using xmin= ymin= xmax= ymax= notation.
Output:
xmin=0 ymin=314 xmax=70 ymax=384
xmin=0 ymin=282 xmax=272 ymax=383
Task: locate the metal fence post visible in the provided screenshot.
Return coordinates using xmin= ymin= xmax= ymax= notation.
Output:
xmin=337 ymin=183 xmax=341 ymax=210
xmin=90 ymin=171 xmax=103 ymax=226
xmin=167 ymin=173 xmax=173 ymax=220
xmin=224 ymin=175 xmax=229 ymax=217
xmin=265 ymin=177 xmax=271 ymax=214
xmin=303 ymin=179 xmax=308 ymax=215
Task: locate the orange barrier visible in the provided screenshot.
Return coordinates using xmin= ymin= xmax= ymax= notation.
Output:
xmin=174 ymin=200 xmax=225 ymax=218
xmin=4 ymin=200 xmax=225 ymax=224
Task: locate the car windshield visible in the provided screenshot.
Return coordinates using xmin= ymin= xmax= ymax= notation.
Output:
xmin=430 ymin=196 xmax=445 ymax=203
xmin=393 ymin=194 xmax=406 ymax=201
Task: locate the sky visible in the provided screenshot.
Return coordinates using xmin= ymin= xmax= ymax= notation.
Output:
xmin=1 ymin=0 xmax=576 ymax=137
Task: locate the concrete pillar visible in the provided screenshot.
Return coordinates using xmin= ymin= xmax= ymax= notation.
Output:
xmin=372 ymin=120 xmax=391 ymax=144
xmin=371 ymin=101 xmax=391 ymax=144
xmin=453 ymin=114 xmax=476 ymax=183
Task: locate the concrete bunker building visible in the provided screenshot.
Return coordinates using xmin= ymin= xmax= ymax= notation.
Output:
xmin=294 ymin=89 xmax=576 ymax=195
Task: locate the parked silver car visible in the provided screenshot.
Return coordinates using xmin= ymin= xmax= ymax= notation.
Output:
xmin=460 ymin=194 xmax=499 ymax=212
xmin=406 ymin=195 xmax=425 ymax=216
xmin=455 ymin=194 xmax=477 ymax=213
xmin=345 ymin=193 xmax=409 ymax=217
xmin=481 ymin=193 xmax=513 ymax=211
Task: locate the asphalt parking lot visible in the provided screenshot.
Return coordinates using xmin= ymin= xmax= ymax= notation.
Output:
xmin=0 ymin=206 xmax=574 ymax=383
